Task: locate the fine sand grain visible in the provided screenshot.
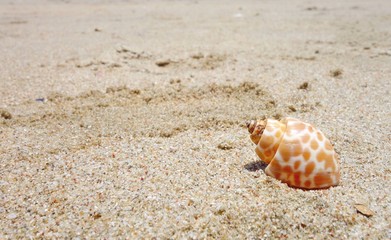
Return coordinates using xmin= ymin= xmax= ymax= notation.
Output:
xmin=0 ymin=0 xmax=390 ymax=239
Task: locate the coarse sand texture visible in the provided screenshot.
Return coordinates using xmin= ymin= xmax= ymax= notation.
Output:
xmin=0 ymin=0 xmax=390 ymax=238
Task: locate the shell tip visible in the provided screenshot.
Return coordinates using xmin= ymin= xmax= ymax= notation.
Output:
xmin=246 ymin=120 xmax=257 ymax=134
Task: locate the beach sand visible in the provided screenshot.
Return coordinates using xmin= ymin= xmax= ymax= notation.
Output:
xmin=0 ymin=0 xmax=390 ymax=238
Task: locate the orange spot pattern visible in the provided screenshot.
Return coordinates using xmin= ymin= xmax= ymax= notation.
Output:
xmin=302 ymin=134 xmax=310 ymax=143
xmin=317 ymin=132 xmax=324 ymax=141
xmin=314 ymin=173 xmax=332 ymax=186
xmin=304 ymin=180 xmax=311 ymax=188
xmin=278 ymin=139 xmax=303 ymax=162
xmin=282 ymin=166 xmax=293 ymax=174
xmin=310 ymin=139 xmax=319 ymax=150
xmin=260 ymin=135 xmax=274 ymax=149
xmin=294 ymin=122 xmax=306 ymax=131
xmin=325 ymin=141 xmax=333 ymax=150
xmin=305 ymin=162 xmax=315 ymax=177
xmin=276 ymin=131 xmax=282 ymax=138
xmin=294 ymin=160 xmax=301 ymax=169
xmin=256 ymin=119 xmax=286 ymax=164
xmin=293 ymin=173 xmax=301 ymax=186
xmin=303 ymin=149 xmax=311 ymax=161
xmin=255 ymin=147 xmax=266 ymax=162
xmin=250 ymin=133 xmax=261 ymax=145
xmin=317 ymin=150 xmax=336 ymax=171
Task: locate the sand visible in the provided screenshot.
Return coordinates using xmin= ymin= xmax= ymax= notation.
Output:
xmin=0 ymin=0 xmax=390 ymax=238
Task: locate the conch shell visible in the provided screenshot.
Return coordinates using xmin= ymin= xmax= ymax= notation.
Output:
xmin=247 ymin=117 xmax=340 ymax=189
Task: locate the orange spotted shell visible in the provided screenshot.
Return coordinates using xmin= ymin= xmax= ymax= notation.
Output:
xmin=247 ymin=117 xmax=340 ymax=189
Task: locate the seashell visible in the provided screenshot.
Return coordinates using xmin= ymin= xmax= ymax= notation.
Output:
xmin=246 ymin=117 xmax=340 ymax=189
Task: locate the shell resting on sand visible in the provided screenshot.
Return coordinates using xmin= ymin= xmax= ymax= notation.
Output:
xmin=247 ymin=117 xmax=340 ymax=189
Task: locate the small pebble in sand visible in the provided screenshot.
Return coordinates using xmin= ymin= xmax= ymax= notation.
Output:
xmin=169 ymin=146 xmax=178 ymax=153
xmin=298 ymin=82 xmax=309 ymax=90
xmin=354 ymin=204 xmax=374 ymax=217
xmin=330 ymin=69 xmax=343 ymax=78
xmin=116 ymin=45 xmax=131 ymax=53
xmin=35 ymin=98 xmax=46 ymax=102
xmin=109 ymin=63 xmax=122 ymax=68
xmin=288 ymin=105 xmax=297 ymax=112
xmin=217 ymin=142 xmax=234 ymax=150
xmin=0 ymin=109 xmax=12 ymax=119
xmin=7 ymin=213 xmax=18 ymax=219
xmin=191 ymin=53 xmax=204 ymax=59
xmin=92 ymin=212 xmax=102 ymax=220
xmin=305 ymin=6 xmax=318 ymax=11
xmin=156 ymin=60 xmax=171 ymax=67
xmin=217 ymin=136 xmax=236 ymax=150
xmin=170 ymin=79 xmax=181 ymax=84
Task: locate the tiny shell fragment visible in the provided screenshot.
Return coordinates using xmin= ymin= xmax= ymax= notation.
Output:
xmin=354 ymin=204 xmax=374 ymax=217
xmin=7 ymin=213 xmax=17 ymax=219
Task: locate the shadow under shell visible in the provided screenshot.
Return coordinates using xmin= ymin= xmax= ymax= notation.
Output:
xmin=244 ymin=161 xmax=268 ymax=172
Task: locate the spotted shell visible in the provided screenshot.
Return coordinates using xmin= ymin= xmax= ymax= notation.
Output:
xmin=247 ymin=117 xmax=340 ymax=189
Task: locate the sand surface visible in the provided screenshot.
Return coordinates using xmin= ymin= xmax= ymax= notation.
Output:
xmin=1 ymin=0 xmax=390 ymax=238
